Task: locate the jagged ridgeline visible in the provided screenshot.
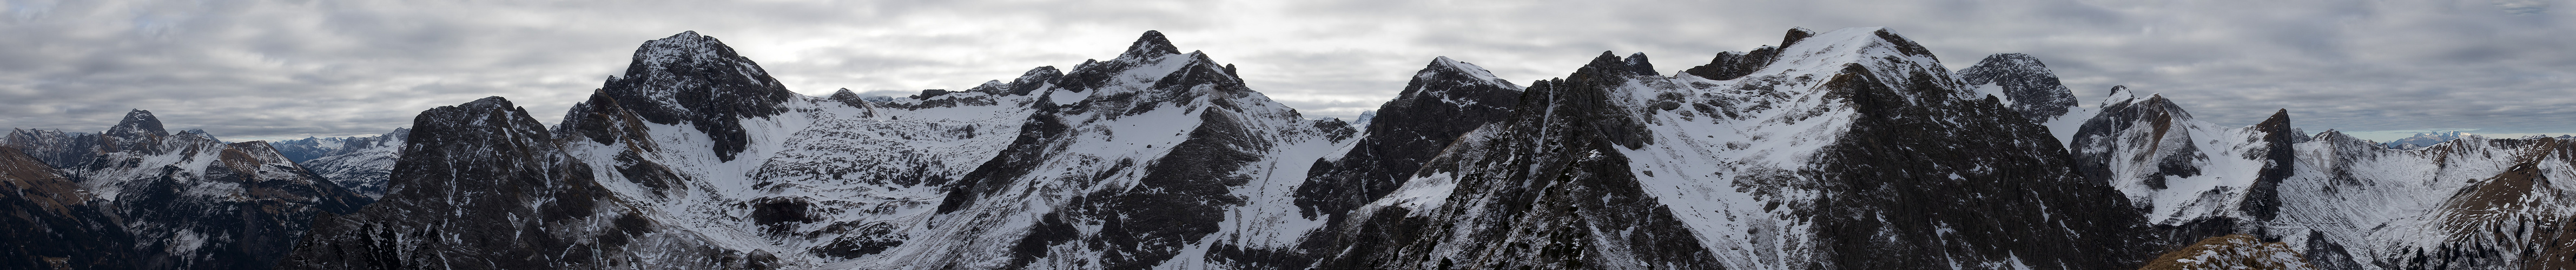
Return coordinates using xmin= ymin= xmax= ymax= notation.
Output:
xmin=188 ymin=26 xmax=2566 ymax=270
xmin=5 ymin=110 xmax=373 ymax=270
xmin=258 ymin=28 xmax=2159 ymax=269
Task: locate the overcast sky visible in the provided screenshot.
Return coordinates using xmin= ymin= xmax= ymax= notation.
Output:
xmin=2 ymin=0 xmax=2567 ymax=142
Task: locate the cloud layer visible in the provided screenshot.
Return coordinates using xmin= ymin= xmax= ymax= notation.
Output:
xmin=3 ymin=0 xmax=2567 ymax=142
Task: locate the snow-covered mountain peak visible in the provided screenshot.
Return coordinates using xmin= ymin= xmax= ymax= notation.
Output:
xmin=100 ymin=109 xmax=174 ymax=154
xmin=104 ymin=109 xmax=168 ymax=139
xmin=2105 ymin=85 xmax=2135 ymax=105
xmin=631 ymin=31 xmax=727 ymax=67
xmin=1680 ymin=28 xmax=1819 ymax=81
xmin=1758 ymin=27 xmax=1954 ymax=98
xmin=1118 ymin=30 xmax=1184 ymax=60
xmin=1404 ymin=57 xmax=1517 ymax=99
xmin=1041 ymin=32 xmax=1257 ymax=113
xmin=584 ymin=31 xmax=799 ymax=161
xmin=1959 ymin=53 xmax=2081 ymax=122
xmin=608 ymin=31 xmax=795 ymax=120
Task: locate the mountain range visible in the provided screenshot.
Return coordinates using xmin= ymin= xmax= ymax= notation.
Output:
xmin=8 ymin=28 xmax=2575 ymax=269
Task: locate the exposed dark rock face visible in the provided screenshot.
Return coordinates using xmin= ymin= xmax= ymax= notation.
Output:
xmin=4 ymin=128 xmax=104 ymax=171
xmin=102 ymin=110 xmax=169 ymax=154
xmin=2240 ymin=110 xmax=2298 ymax=221
xmin=0 ymin=146 xmax=135 ymax=270
xmin=1085 ymin=110 xmax=1265 ymax=270
xmin=1682 ymin=28 xmax=1814 ymax=80
xmin=1295 ymin=56 xmax=1522 ymax=220
xmin=938 ymin=30 xmax=1350 ymax=269
xmin=2072 ymin=89 xmax=2205 ymax=187
xmin=1306 ymin=56 xmax=1722 ymax=269
xmin=1958 ymin=53 xmax=2082 ymax=122
xmin=235 ymin=27 xmax=2576 ymax=269
xmin=1800 ymin=61 xmax=2144 ymax=269
xmin=1005 ymin=66 xmax=1064 ymax=96
xmin=1306 ymin=28 xmax=2150 ymax=269
xmin=114 ymin=140 xmax=372 ymax=269
xmin=2 ymin=109 xmax=374 ymax=270
xmin=282 ymin=97 xmax=745 ymax=269
xmin=828 ymin=89 xmax=882 ymax=118
xmin=590 ymin=31 xmax=798 ymax=161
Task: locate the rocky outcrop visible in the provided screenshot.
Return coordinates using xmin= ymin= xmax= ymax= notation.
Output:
xmin=1294 ymin=56 xmax=1522 ymax=220
xmin=6 ymin=128 xmax=105 ymax=170
xmin=1958 ymin=53 xmax=2082 ymax=123
xmin=1 ymin=109 xmax=373 ymax=270
xmin=1682 ymin=28 xmax=1813 ymax=80
xmin=588 ymin=31 xmax=798 ymax=161
xmin=2138 ymin=234 xmax=2317 ymax=270
xmin=283 ymin=97 xmax=744 ymax=269
xmin=1307 ymin=27 xmax=2149 ymax=269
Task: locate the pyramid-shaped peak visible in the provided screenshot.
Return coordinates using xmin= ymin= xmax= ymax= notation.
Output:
xmin=1121 ymin=30 xmax=1183 ymax=58
xmin=1426 ymin=56 xmax=1485 ymax=72
xmin=107 ymin=109 xmax=168 ymax=138
xmin=2257 ymin=109 xmax=2294 ymax=128
xmin=1405 ymin=56 xmax=1514 ymax=97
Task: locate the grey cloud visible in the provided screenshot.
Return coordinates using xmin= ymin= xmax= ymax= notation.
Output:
xmin=2496 ymin=0 xmax=2552 ymax=15
xmin=2 ymin=0 xmax=2570 ymax=141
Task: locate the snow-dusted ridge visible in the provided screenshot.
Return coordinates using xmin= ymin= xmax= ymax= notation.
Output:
xmin=4 ymin=110 xmax=373 ymax=269
xmin=245 ymin=26 xmax=2576 ymax=270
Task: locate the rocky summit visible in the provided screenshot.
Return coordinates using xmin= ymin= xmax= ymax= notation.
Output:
xmin=5 ymin=28 xmax=2571 ymax=270
xmin=5 ymin=110 xmax=372 ymax=269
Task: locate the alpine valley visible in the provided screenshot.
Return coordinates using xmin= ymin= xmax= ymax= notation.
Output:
xmin=6 ymin=28 xmax=2573 ymax=269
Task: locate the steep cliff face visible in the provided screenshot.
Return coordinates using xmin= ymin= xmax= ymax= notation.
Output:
xmin=1958 ymin=53 xmax=2093 ymax=146
xmin=283 ymin=97 xmax=747 ymax=269
xmin=882 ymin=31 xmax=1354 ymax=269
xmin=1294 ymin=56 xmax=1523 ymax=221
xmin=1958 ymin=53 xmax=2082 ymax=123
xmin=288 ymin=30 xmax=1363 ymax=269
xmin=2069 ymin=89 xmax=2302 ymax=234
xmin=1306 ymin=27 xmax=2149 ymax=269
xmin=594 ymin=31 xmax=801 ymax=161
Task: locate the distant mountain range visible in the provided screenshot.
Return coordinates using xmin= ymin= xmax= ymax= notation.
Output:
xmin=9 ymin=28 xmax=2576 ymax=269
